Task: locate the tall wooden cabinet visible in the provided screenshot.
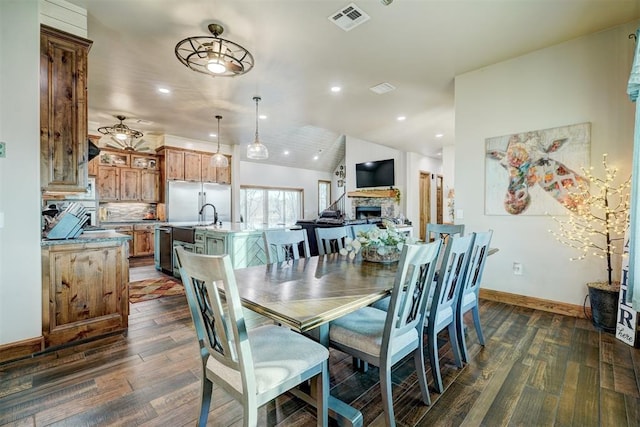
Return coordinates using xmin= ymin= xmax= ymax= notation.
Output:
xmin=40 ymin=25 xmax=92 ymax=193
xmin=96 ymin=149 xmax=159 ymax=202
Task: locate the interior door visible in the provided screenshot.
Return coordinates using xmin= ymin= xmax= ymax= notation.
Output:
xmin=419 ymin=172 xmax=431 ymax=241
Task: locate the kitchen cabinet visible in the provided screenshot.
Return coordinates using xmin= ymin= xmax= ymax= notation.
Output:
xmin=102 ymin=223 xmax=158 ymax=258
xmin=184 ymin=152 xmax=202 ymax=181
xmin=41 ymin=235 xmax=129 ymax=348
xmin=96 ymin=149 xmax=159 ymax=202
xmin=198 ymin=228 xmax=267 ymax=269
xmin=40 ymin=25 xmax=92 ymax=194
xmin=88 ymin=136 xmax=101 ymax=176
xmin=97 ymin=167 xmax=119 ymax=200
xmin=201 ymin=154 xmax=231 ymax=184
xmin=163 ymin=149 xmax=185 ymax=181
xmin=133 ymin=224 xmax=155 ymax=256
xmin=159 ymin=147 xmax=232 ymax=185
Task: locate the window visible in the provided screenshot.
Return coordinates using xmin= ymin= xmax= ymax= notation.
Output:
xmin=318 ymin=180 xmax=331 ymax=214
xmin=240 ymin=186 xmax=303 ymax=227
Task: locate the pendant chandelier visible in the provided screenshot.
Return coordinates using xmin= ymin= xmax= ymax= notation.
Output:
xmin=247 ymin=96 xmax=269 ymax=160
xmin=211 ymin=115 xmax=229 ymax=167
xmin=97 ymin=115 xmax=147 ymax=151
xmin=175 ymin=23 xmax=254 ymax=77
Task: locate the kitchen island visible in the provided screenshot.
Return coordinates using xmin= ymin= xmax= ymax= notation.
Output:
xmin=157 ymin=222 xmax=299 ymax=275
xmin=41 ymin=231 xmax=131 ymax=348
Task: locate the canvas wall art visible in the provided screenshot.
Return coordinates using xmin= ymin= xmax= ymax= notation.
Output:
xmin=485 ymin=122 xmax=591 ymax=215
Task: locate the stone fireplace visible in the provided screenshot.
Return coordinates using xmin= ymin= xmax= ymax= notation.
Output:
xmin=355 ymin=205 xmax=382 ymax=219
xmin=351 ymin=197 xmax=397 ymax=219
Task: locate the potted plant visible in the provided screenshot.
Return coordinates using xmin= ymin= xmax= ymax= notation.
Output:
xmin=550 ymin=153 xmax=630 ymax=332
xmin=341 ymin=220 xmax=415 ymax=263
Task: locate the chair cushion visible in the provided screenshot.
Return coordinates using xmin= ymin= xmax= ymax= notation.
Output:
xmin=206 ymin=324 xmax=328 ymax=395
xmin=329 ymin=306 xmax=419 ymax=358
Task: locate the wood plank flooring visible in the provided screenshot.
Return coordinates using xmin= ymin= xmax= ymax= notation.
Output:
xmin=1 ymin=273 xmax=639 ymax=426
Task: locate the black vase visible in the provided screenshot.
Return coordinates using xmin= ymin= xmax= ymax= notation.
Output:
xmin=588 ymin=285 xmax=620 ymax=333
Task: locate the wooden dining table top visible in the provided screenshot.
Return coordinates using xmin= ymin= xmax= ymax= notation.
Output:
xmin=231 ymin=254 xmax=399 ymax=333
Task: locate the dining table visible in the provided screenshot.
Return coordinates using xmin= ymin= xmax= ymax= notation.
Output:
xmin=231 ymin=253 xmax=399 ymax=427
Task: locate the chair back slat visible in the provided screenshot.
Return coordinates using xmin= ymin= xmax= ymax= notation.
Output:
xmin=383 ymin=241 xmax=442 ymax=351
xmin=461 ymin=230 xmax=493 ymax=297
xmin=315 ymin=226 xmax=349 ymax=255
xmin=263 ymin=229 xmax=311 ymax=263
xmin=430 ymin=234 xmax=474 ymax=323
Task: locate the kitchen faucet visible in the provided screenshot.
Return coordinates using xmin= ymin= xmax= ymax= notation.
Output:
xmin=198 ymin=203 xmax=218 ymax=225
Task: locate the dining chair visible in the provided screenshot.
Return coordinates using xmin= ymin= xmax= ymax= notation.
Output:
xmin=329 ymin=240 xmax=442 ymax=427
xmin=426 ymin=223 xmax=465 ymax=241
xmin=174 ymin=247 xmax=329 ymax=427
xmin=426 ymin=233 xmax=474 ymax=393
xmin=456 ymin=230 xmax=493 ymax=363
xmin=315 ymin=226 xmax=350 ymax=255
xmin=263 ymin=229 xmax=311 ymax=263
xmin=348 ymin=223 xmax=378 ymax=240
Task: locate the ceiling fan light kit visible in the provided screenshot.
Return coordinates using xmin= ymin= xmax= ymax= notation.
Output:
xmin=211 ymin=115 xmax=229 ymax=167
xmin=246 ymin=96 xmax=269 ymax=160
xmin=175 ymin=23 xmax=254 ymax=77
xmin=97 ymin=115 xmax=147 ymax=151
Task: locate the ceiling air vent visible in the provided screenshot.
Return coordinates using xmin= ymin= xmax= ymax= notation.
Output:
xmin=329 ymin=3 xmax=370 ymax=32
xmin=370 ymin=82 xmax=396 ymax=95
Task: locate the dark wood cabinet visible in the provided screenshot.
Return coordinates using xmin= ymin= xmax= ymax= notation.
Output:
xmin=40 ymin=25 xmax=92 ymax=193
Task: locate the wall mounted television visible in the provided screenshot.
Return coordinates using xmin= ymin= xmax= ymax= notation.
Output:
xmin=355 ymin=158 xmax=395 ymax=188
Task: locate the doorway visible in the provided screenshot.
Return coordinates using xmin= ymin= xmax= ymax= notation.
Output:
xmin=419 ymin=172 xmax=444 ymax=241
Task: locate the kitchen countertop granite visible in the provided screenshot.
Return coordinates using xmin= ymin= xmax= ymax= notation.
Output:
xmin=166 ymin=221 xmax=301 ymax=234
xmin=41 ymin=230 xmax=132 ymax=246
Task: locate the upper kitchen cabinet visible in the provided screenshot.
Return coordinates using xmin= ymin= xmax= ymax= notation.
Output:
xmin=40 ymin=25 xmax=92 ymax=194
xmin=96 ymin=148 xmax=159 ymax=202
xmin=201 ymin=153 xmax=231 ymax=184
xmin=158 ymin=147 xmax=231 ymax=184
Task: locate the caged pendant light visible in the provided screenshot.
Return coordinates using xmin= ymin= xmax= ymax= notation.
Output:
xmin=211 ymin=115 xmax=229 ymax=167
xmin=246 ymin=96 xmax=269 ymax=160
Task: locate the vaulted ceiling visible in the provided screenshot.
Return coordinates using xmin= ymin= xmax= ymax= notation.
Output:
xmin=68 ymin=0 xmax=640 ymax=172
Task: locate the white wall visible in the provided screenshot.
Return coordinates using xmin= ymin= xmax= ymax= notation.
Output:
xmin=0 ymin=0 xmax=42 ymax=345
xmin=344 ymin=136 xmax=406 ymax=218
xmin=455 ymin=21 xmax=637 ymax=306
xmin=239 ymin=161 xmax=332 ymax=220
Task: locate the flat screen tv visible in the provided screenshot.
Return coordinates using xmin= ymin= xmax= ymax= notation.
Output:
xmin=355 ymin=159 xmax=395 ymax=188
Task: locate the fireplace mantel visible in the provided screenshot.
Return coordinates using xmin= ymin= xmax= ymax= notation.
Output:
xmin=347 ymin=189 xmax=398 ymax=198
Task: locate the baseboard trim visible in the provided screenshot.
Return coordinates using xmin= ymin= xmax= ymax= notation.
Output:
xmin=0 ymin=336 xmax=44 ymax=364
xmin=480 ymin=288 xmax=590 ymax=319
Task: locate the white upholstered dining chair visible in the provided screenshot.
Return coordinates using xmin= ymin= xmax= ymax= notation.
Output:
xmin=315 ymin=226 xmax=349 ymax=255
xmin=426 ymin=233 xmax=474 ymax=393
xmin=329 ymin=240 xmax=442 ymax=427
xmin=263 ymin=229 xmax=311 ymax=263
xmin=456 ymin=230 xmax=493 ymax=363
xmin=174 ymin=247 xmax=329 ymax=427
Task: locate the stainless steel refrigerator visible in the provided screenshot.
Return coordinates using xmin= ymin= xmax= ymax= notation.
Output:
xmin=166 ymin=181 xmax=231 ymax=223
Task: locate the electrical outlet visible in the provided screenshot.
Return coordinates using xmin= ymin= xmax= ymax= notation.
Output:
xmin=0 ymin=141 xmax=5 ymax=158
xmin=513 ymin=262 xmax=523 ymax=275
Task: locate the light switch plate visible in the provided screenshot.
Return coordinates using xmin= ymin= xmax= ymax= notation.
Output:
xmin=0 ymin=141 xmax=5 ymax=158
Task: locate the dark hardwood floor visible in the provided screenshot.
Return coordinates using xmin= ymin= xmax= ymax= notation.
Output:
xmin=1 ymin=286 xmax=639 ymax=426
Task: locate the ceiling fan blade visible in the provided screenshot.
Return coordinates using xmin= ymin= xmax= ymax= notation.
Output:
xmin=106 ymin=141 xmax=125 ymax=150
xmin=225 ymin=61 xmax=243 ymax=73
xmin=109 ymin=136 xmax=127 ymax=149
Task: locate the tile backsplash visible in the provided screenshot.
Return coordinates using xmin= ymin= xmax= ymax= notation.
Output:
xmin=99 ymin=203 xmax=157 ymax=222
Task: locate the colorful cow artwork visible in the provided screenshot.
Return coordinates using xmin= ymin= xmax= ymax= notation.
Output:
xmin=485 ymin=124 xmax=590 ymax=215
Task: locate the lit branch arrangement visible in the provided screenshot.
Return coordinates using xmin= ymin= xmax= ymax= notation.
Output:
xmin=550 ymin=154 xmax=630 ymax=286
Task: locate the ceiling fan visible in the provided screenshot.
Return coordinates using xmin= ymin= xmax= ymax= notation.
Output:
xmin=98 ymin=115 xmax=150 ymax=152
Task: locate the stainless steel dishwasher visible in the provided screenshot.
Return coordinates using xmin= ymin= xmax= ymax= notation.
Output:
xmin=155 ymin=226 xmax=173 ymax=275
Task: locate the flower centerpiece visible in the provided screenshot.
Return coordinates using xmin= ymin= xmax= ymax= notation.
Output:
xmin=340 ymin=220 xmax=415 ymax=263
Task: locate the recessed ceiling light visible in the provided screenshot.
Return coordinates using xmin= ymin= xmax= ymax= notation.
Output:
xmin=331 ymin=86 xmax=341 ymax=93
xmin=259 ymin=115 xmax=267 ymax=120
xmin=397 ymin=116 xmax=406 ymax=121
xmin=284 ymin=150 xmax=290 ymax=155
xmin=313 ymin=155 xmax=319 ymax=160
xmin=158 ymin=87 xmax=170 ymax=94
xmin=435 ymin=133 xmax=444 ymax=138
xmin=209 ymin=133 xmax=216 ymax=138
xmin=436 ymin=152 xmax=442 ymax=156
